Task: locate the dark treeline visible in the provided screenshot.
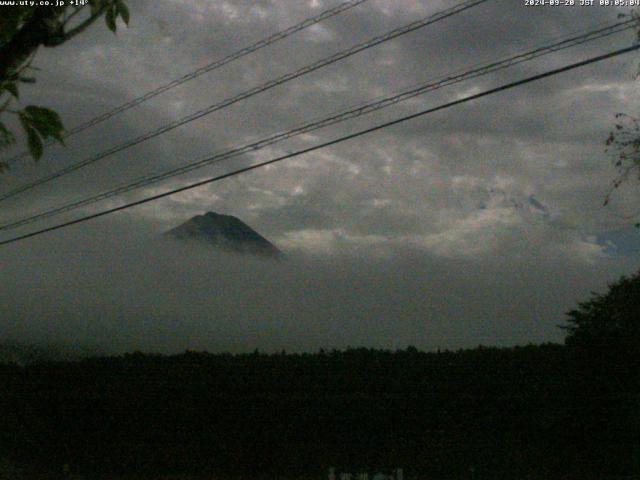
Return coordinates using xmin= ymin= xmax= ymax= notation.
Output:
xmin=0 ymin=342 xmax=637 ymax=480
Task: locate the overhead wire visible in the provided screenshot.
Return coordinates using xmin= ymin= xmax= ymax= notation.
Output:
xmin=3 ymin=0 xmax=370 ymax=165
xmin=1 ymin=43 xmax=638 ymax=246
xmin=0 ymin=0 xmax=490 ymax=203
xmin=0 ymin=19 xmax=635 ymax=233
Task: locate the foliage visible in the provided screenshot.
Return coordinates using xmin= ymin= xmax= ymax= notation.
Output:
xmin=562 ymin=269 xmax=640 ymax=352
xmin=604 ymin=113 xmax=640 ymax=218
xmin=602 ymin=11 xmax=640 ymax=216
xmin=18 ymin=105 xmax=64 ymax=161
xmin=0 ymin=0 xmax=129 ymax=171
xmin=561 ymin=270 xmax=640 ymax=423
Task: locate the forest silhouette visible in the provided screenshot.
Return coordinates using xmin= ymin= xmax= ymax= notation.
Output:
xmin=1 ymin=270 xmax=639 ymax=480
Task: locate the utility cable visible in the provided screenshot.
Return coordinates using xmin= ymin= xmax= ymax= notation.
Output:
xmin=0 ymin=19 xmax=634 ymax=233
xmin=3 ymin=0 xmax=370 ymax=165
xmin=1 ymin=43 xmax=637 ymax=246
xmin=0 ymin=0 xmax=490 ymax=202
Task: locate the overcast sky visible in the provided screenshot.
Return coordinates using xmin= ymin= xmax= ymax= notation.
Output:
xmin=1 ymin=0 xmax=639 ymax=353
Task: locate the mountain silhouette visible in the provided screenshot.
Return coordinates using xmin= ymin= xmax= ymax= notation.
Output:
xmin=165 ymin=211 xmax=282 ymax=258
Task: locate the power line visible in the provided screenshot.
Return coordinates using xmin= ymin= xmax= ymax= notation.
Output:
xmin=1 ymin=43 xmax=637 ymax=247
xmin=3 ymin=0 xmax=370 ymax=165
xmin=0 ymin=0 xmax=490 ymax=203
xmin=0 ymin=19 xmax=634 ymax=233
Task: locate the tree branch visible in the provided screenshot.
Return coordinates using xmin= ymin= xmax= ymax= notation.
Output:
xmin=48 ymin=4 xmax=109 ymax=46
xmin=0 ymin=7 xmax=61 ymax=81
xmin=61 ymin=6 xmax=85 ymax=28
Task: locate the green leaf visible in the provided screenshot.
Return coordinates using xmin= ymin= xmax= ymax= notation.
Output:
xmin=19 ymin=108 xmax=57 ymax=160
xmin=25 ymin=125 xmax=43 ymax=160
xmin=116 ymin=0 xmax=130 ymax=25
xmin=105 ymin=5 xmax=117 ymax=32
xmin=23 ymin=106 xmax=64 ymax=143
xmin=24 ymin=106 xmax=63 ymax=128
xmin=18 ymin=111 xmax=28 ymax=130
xmin=18 ymin=76 xmax=36 ymax=84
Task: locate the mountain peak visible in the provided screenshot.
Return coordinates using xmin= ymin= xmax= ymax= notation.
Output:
xmin=164 ymin=211 xmax=282 ymax=258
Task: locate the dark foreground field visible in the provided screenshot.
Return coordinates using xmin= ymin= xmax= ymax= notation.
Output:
xmin=1 ymin=344 xmax=638 ymax=480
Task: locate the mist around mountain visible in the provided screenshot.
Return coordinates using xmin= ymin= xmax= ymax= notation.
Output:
xmin=164 ymin=211 xmax=282 ymax=258
xmin=478 ymin=189 xmax=640 ymax=257
xmin=478 ymin=189 xmax=551 ymax=221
